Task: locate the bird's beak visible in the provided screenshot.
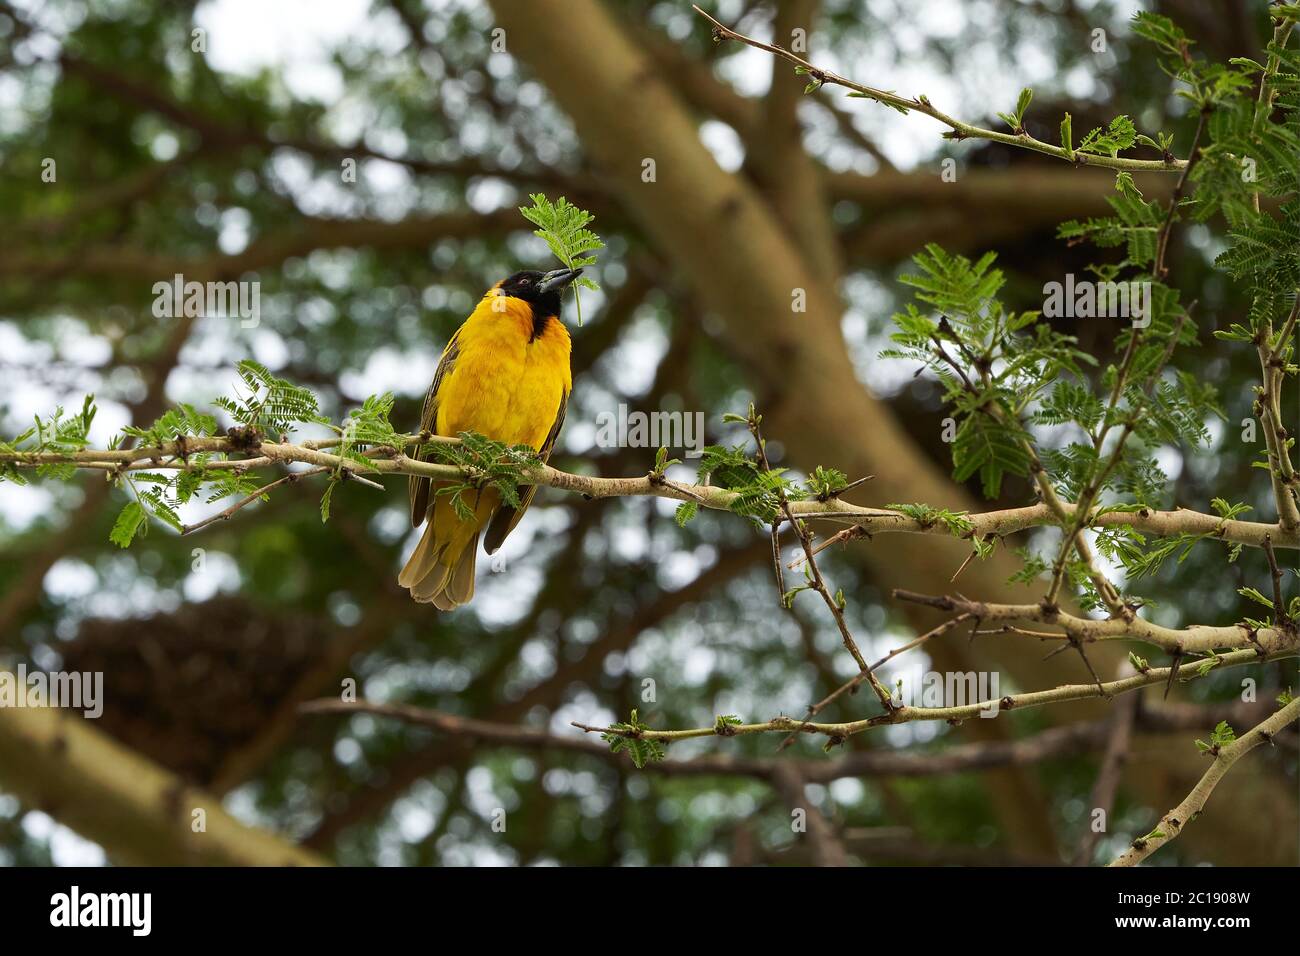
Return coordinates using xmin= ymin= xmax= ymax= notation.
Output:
xmin=537 ymin=267 xmax=583 ymax=294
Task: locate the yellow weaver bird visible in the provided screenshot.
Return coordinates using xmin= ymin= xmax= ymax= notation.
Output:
xmin=399 ymin=267 xmax=580 ymax=608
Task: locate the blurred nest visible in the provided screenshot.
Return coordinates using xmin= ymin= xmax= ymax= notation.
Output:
xmin=60 ymin=596 xmax=329 ymax=787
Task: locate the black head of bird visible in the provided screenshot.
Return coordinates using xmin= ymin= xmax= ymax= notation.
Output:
xmin=496 ymin=267 xmax=584 ymax=321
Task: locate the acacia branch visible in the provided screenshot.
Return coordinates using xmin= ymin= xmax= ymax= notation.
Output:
xmin=925 ymin=320 xmax=1124 ymax=619
xmin=0 ymin=315 xmax=200 ymax=644
xmin=571 ymin=647 xmax=1293 ymax=746
xmin=299 ymin=696 xmax=1269 ymax=785
xmin=693 ymin=5 xmax=1187 ymax=173
xmin=1108 ymin=695 xmax=1300 ymax=866
xmin=891 ymin=588 xmax=1297 ymax=655
xmin=1043 ymin=311 xmax=1191 ymax=612
xmin=1256 ymin=291 xmax=1300 ymax=531
xmin=781 ymin=613 xmax=973 ymax=749
xmin=1152 ymin=108 xmax=1209 ymax=279
xmin=6 ymin=437 xmax=1299 ymax=550
xmin=747 ymin=411 xmax=894 ymax=709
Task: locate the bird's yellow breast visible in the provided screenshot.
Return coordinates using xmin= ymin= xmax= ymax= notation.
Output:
xmin=435 ymin=291 xmax=571 ymax=450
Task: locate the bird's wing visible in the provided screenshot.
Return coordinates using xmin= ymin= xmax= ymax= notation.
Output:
xmin=409 ymin=329 xmax=462 ymax=527
xmin=483 ymin=389 xmax=567 ymax=555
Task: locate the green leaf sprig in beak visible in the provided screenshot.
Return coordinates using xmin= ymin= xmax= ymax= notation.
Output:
xmin=518 ymin=192 xmax=603 ymax=325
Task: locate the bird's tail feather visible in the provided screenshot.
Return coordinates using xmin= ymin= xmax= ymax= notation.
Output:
xmin=397 ymin=520 xmax=443 ymax=590
xmin=399 ymin=487 xmax=496 ymax=608
xmin=430 ymin=536 xmax=477 ymax=609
